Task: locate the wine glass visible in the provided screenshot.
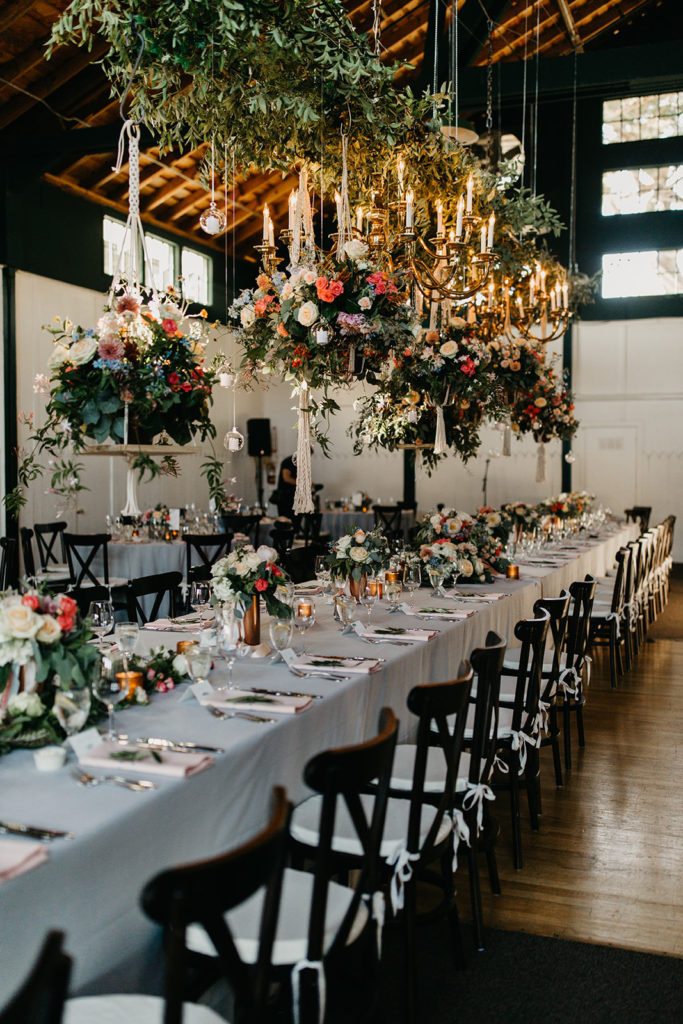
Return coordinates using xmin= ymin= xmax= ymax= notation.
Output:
xmin=385 ymin=581 xmax=402 ymax=612
xmin=427 ymin=563 xmax=445 ymax=598
xmin=294 ymin=598 xmax=316 ymax=655
xmin=269 ymin=616 xmax=294 ymax=658
xmin=360 ymin=579 xmax=379 ymax=622
xmin=115 ymin=620 xmax=139 ymax=673
xmin=92 ymin=654 xmax=127 ymax=740
xmin=276 ymin=580 xmax=296 ymax=606
xmin=334 ymin=591 xmax=355 ymax=630
xmin=53 ymin=683 xmax=91 ymax=736
xmin=88 ymin=600 xmax=114 ymax=649
xmin=190 ymin=580 xmax=212 ymax=627
xmin=314 ymin=555 xmax=331 ymax=592
xmin=186 ymin=643 xmax=213 ymax=688
xmin=403 ymin=563 xmax=422 ymax=607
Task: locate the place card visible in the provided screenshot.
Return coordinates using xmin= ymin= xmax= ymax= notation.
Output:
xmin=271 ymin=647 xmax=297 ymax=665
xmin=68 ymin=727 xmax=102 ymax=760
xmin=179 ymin=680 xmax=215 ymax=704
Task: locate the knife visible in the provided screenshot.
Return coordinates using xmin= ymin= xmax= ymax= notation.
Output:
xmin=115 ymin=735 xmax=224 ymax=754
xmin=0 ymin=820 xmax=75 ymax=841
xmin=247 ymin=687 xmax=323 ymax=700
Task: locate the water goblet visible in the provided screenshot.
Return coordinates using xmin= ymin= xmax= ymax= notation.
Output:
xmin=115 ymin=620 xmax=139 ymax=673
xmin=269 ymin=617 xmax=294 ymax=659
xmin=186 ymin=642 xmax=213 ymax=688
xmin=190 ymin=580 xmax=212 ymax=627
xmin=385 ymin=582 xmax=402 ymax=612
xmin=88 ymin=599 xmax=114 ymax=649
xmin=294 ymin=598 xmax=316 ymax=655
xmin=92 ymin=653 xmax=127 ymax=740
xmin=427 ymin=563 xmax=445 ymax=598
xmin=361 ymin=580 xmax=379 ymax=622
xmin=53 ymin=683 xmax=91 ymax=736
xmin=403 ymin=563 xmax=422 ymax=607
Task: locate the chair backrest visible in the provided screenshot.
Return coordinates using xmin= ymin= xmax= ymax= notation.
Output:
xmin=533 ymin=590 xmax=571 ymax=702
xmin=508 ymin=612 xmax=550 ymax=735
xmin=126 ymin=571 xmax=183 ymax=625
xmin=269 ymin=524 xmax=294 ymax=561
xmin=467 ymin=632 xmax=506 ymax=785
xmin=372 ymin=505 xmax=403 ymax=537
xmin=141 ymin=788 xmax=291 ymax=1024
xmin=187 ymin=563 xmax=212 ymax=587
xmin=302 ymin=708 xmax=398 ymax=963
xmin=19 ymin=527 xmax=36 ymax=580
xmin=0 ymin=930 xmax=71 ymax=1024
xmin=221 ymin=514 xmax=262 ymax=547
xmin=69 ymin=585 xmax=111 ymax=618
xmin=566 ymin=575 xmax=597 ymax=672
xmin=184 ymin=532 xmax=232 ymax=571
xmin=34 ymin=523 xmax=67 ymax=570
xmin=63 ymin=533 xmax=111 ymax=587
xmin=608 ymin=547 xmax=629 ymax=615
xmin=298 ymin=512 xmax=324 ymax=546
xmin=406 ymin=664 xmax=474 ymax=855
xmin=0 ymin=538 xmax=19 ymax=591
xmin=624 ymin=506 xmax=651 ymax=533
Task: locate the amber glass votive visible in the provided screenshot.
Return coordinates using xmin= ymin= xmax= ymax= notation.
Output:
xmin=506 ymin=564 xmax=520 ymax=579
xmin=386 ymin=570 xmax=400 ymax=583
xmin=176 ymin=640 xmax=196 ymax=655
xmin=297 ymin=601 xmax=313 ymax=618
xmin=116 ymin=670 xmax=143 ymax=699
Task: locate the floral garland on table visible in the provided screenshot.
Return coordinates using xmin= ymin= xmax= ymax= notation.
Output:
xmin=7 ymin=287 xmax=217 ymax=515
xmin=326 ymin=527 xmax=391 ymax=583
xmin=475 ymin=507 xmax=512 ymax=548
xmin=537 ymin=491 xmax=595 ymax=521
xmin=412 ymin=508 xmax=509 ymax=582
xmin=210 ymin=544 xmax=291 ymax=618
xmin=501 ymin=501 xmax=541 ymax=532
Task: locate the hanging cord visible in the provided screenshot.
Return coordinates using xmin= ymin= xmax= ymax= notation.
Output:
xmin=485 ymin=19 xmax=493 ymax=165
xmin=453 ymin=0 xmax=459 ymax=133
xmin=335 ymin=129 xmax=353 ymax=259
xmin=532 ymin=0 xmax=541 ymax=196
xmin=432 ymin=0 xmax=439 ymax=117
xmin=118 ymin=29 xmax=146 ymax=123
xmin=568 ymin=48 xmax=579 ymax=274
xmin=371 ymin=0 xmax=383 ymax=55
xmin=520 ymin=4 xmax=529 ymax=188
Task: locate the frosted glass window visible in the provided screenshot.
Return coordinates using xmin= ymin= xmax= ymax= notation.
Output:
xmin=602 ymin=249 xmax=683 ymax=297
xmin=602 ymin=165 xmax=683 ymax=215
xmin=181 ymin=248 xmax=211 ymax=304
xmin=602 ymin=92 xmax=683 ymax=143
xmin=103 ymin=216 xmax=135 ymax=278
xmin=145 ymin=234 xmax=177 ymax=292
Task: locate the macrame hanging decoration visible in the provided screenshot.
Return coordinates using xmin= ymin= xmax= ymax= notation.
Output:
xmin=536 ymin=442 xmax=547 ymax=482
xmin=433 ymin=405 xmax=448 ymax=455
xmin=335 ymin=132 xmax=353 ymax=260
xmin=293 ymin=382 xmax=314 ymax=514
xmin=109 ymin=120 xmax=158 ymax=306
xmin=502 ymin=423 xmax=512 ymax=456
xmin=291 ymin=166 xmax=315 ymax=266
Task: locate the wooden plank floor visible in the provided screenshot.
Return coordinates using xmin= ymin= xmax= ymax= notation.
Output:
xmin=455 ymin=580 xmax=683 ymax=957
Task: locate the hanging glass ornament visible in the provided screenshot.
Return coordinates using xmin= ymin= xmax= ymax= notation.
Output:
xmin=564 ymin=451 xmax=577 ymax=464
xmin=224 ymin=427 xmax=244 ymax=452
xmin=200 ymin=201 xmax=226 ymax=236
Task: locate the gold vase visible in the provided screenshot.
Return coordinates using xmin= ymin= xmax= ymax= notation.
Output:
xmin=348 ymin=574 xmax=367 ymax=604
xmin=242 ymin=595 xmax=261 ymax=646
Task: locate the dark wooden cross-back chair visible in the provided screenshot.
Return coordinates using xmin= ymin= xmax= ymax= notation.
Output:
xmin=553 ymin=575 xmax=597 ymax=770
xmin=590 ymin=547 xmax=629 ymax=688
xmin=221 ymin=513 xmax=262 ymax=547
xmin=126 ymin=571 xmax=183 ymax=625
xmin=372 ymin=504 xmax=404 ymax=541
xmin=0 ymin=537 xmax=19 ymax=591
xmin=492 ymin=611 xmax=550 ymax=871
xmin=34 ymin=522 xmax=68 ymax=571
xmin=269 ymin=524 xmax=295 ymax=562
xmin=0 ymin=930 xmax=71 ymax=1024
xmin=19 ymin=527 xmax=38 ymax=581
xmin=297 ymin=512 xmax=329 ymax=549
xmin=624 ymin=505 xmax=651 ymax=533
xmin=63 ymin=533 xmax=114 ymax=587
xmin=65 ymin=789 xmax=291 ymax=1024
xmin=184 ymin=533 xmax=233 ymax=574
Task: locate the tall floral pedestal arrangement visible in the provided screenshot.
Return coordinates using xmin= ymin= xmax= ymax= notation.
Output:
xmin=210 ymin=544 xmax=291 ymax=646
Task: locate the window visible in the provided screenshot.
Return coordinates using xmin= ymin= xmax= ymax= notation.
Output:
xmin=145 ymin=234 xmax=177 ymax=292
xmin=602 ymin=165 xmax=683 ymax=215
xmin=103 ymin=216 xmax=135 ymax=278
xmin=601 ymin=249 xmax=683 ymax=298
xmin=602 ymin=92 xmax=683 ymax=144
xmin=181 ymin=248 xmax=211 ymax=304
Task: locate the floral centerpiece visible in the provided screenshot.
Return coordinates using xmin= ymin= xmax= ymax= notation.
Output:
xmin=416 ymin=538 xmax=463 ymax=580
xmin=210 ymin=544 xmax=291 ymax=619
xmin=326 ymin=527 xmax=391 ymax=583
xmin=475 ymin=506 xmax=512 ymax=548
xmin=501 ymin=501 xmax=541 ymax=538
xmin=413 ymin=507 xmax=508 ymax=582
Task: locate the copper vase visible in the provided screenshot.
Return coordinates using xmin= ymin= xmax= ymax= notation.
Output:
xmin=242 ymin=595 xmax=261 ymax=646
xmin=348 ymin=574 xmax=367 ymax=604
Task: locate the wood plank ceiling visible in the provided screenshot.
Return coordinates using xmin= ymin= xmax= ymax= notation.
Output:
xmin=0 ymin=0 xmax=671 ymax=263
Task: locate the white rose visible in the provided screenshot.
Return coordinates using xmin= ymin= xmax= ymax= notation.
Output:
xmin=337 ymin=535 xmax=351 ymax=550
xmin=445 ymin=517 xmax=462 ymax=535
xmin=281 ymin=282 xmax=293 ymax=300
xmin=440 ymin=542 xmax=457 ymax=558
xmin=486 ymin=512 xmax=501 ymax=527
xmin=429 ymin=514 xmax=442 ymax=528
xmin=440 ymin=340 xmax=458 ymax=358
xmin=4 ymin=605 xmax=42 ymax=640
xmin=349 ymin=546 xmax=369 ymax=562
xmin=256 ymin=545 xmax=278 ymax=565
xmin=48 ymin=345 xmax=70 ymax=370
xmin=240 ymin=306 xmax=256 ymax=327
xmin=344 ymin=238 xmax=369 ymax=261
xmin=68 ymin=337 xmax=98 ymax=365
xmin=232 ymin=561 xmax=251 ymax=577
xmin=8 ymin=691 xmax=44 ymax=718
xmin=36 ymin=615 xmax=62 ymax=645
xmin=473 ymin=558 xmax=484 ymax=575
xmin=303 ymin=271 xmax=318 ymax=285
xmin=297 ymin=301 xmax=319 ymax=327
xmin=459 ymin=558 xmax=474 ymax=577
xmin=172 ymin=654 xmax=189 ymax=676
xmin=359 ymin=296 xmax=372 ymax=310
xmin=450 ymin=317 xmax=467 ymax=329
xmin=353 ymin=530 xmax=366 ymax=544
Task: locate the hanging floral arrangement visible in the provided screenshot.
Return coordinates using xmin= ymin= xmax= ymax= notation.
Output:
xmin=512 ymin=368 xmax=578 ymax=444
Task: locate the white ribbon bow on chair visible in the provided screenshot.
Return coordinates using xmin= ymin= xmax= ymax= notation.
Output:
xmin=462 ymin=781 xmax=495 ymax=834
xmin=291 ymin=958 xmax=326 ymax=1024
xmin=509 ymin=729 xmax=539 ymax=774
xmin=557 ymin=665 xmax=581 ymax=696
xmin=533 ymin=699 xmax=550 ymax=735
xmin=604 ymin=611 xmax=621 ymax=639
xmin=448 ymin=807 xmax=471 ymax=872
xmin=386 ymin=842 xmax=420 ymax=914
xmin=362 ymin=890 xmax=386 ymax=958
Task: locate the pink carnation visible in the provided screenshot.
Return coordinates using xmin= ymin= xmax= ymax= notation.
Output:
xmin=98 ymin=337 xmax=124 ymax=361
xmin=115 ymin=294 xmax=140 ymax=315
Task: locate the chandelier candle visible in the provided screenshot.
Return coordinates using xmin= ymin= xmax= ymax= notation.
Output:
xmin=456 ymin=197 xmax=464 ymax=238
xmin=262 ymin=204 xmax=269 ymax=244
xmin=436 ymin=200 xmax=444 ymax=237
xmin=466 ymin=174 xmax=473 ymax=212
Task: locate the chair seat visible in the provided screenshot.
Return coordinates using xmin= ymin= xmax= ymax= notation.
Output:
xmin=187 ymin=867 xmax=368 ymax=967
xmin=501 ymin=650 xmax=567 ymax=677
xmin=290 ymin=791 xmax=452 ymax=853
xmin=381 ymin=744 xmax=477 ymax=795
xmin=64 ymin=995 xmax=227 ymax=1024
xmin=464 ymin=704 xmax=515 ymax=740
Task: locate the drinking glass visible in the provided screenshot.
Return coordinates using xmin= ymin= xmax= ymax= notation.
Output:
xmin=186 ymin=643 xmax=213 ymax=688
xmin=294 ymin=599 xmax=316 ymax=654
xmin=361 ymin=580 xmax=379 ymax=622
xmin=276 ymin=580 xmax=296 ymax=606
xmin=385 ymin=582 xmax=402 ymax=612
xmin=269 ymin=617 xmax=294 ymax=657
xmin=115 ymin=621 xmax=139 ymax=672
xmin=190 ymin=580 xmax=212 ymax=626
xmin=92 ymin=654 xmax=127 ymax=740
xmin=53 ymin=684 xmax=91 ymax=736
xmin=334 ymin=592 xmax=355 ymax=629
xmin=403 ymin=563 xmax=422 ymax=607
xmin=88 ymin=600 xmax=114 ymax=649
xmin=427 ymin=563 xmax=445 ymax=597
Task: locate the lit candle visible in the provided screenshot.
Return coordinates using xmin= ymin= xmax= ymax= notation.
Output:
xmin=550 ymin=288 xmax=557 ymax=312
xmin=315 ymin=329 xmax=329 ymax=345
xmin=115 ymin=670 xmax=143 ymax=700
xmin=487 ymin=213 xmax=495 ymax=249
xmin=540 ymin=270 xmax=547 ymax=293
xmin=397 ymin=158 xmax=405 ymax=197
xmin=516 ymin=295 xmax=524 ymax=317
xmin=297 ymin=601 xmax=312 ymax=619
xmin=268 ymin=217 xmax=274 ymax=248
xmin=405 ymin=189 xmax=414 ymax=229
xmin=436 ymin=200 xmax=444 ymax=236
xmin=488 ymin=282 xmax=494 ymax=310
xmin=288 ymin=190 xmax=296 ymax=231
xmin=562 ymin=282 xmax=569 ymax=308
xmin=455 ymin=196 xmax=464 ymax=238
xmin=530 ymin=278 xmax=535 ymax=305
xmin=262 ymin=203 xmax=269 ymax=243
xmin=535 ymin=262 xmax=542 ymax=289
xmin=480 ymin=226 xmax=487 ymax=254
xmin=466 ymin=174 xmax=473 ymax=213
xmin=356 ymin=206 xmax=364 ymax=231
xmin=448 ymin=228 xmax=455 ymax=245
xmin=385 ymin=570 xmax=400 ymax=583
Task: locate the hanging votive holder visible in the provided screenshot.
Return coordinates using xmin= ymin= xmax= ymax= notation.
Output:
xmin=315 ymin=328 xmax=329 ymax=346
xmin=224 ymin=428 xmax=245 ymax=452
xmin=200 ymin=202 xmax=226 ymax=236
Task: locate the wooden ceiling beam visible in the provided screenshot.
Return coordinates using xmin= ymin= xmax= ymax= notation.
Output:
xmin=0 ymin=39 xmax=51 ymax=98
xmin=142 ymin=175 xmax=195 ymax=213
xmin=232 ymin=179 xmax=300 ymax=245
xmin=0 ymin=43 xmax=107 ymax=131
xmin=0 ymin=0 xmax=37 ymax=35
xmin=555 ymin=0 xmax=584 ymax=51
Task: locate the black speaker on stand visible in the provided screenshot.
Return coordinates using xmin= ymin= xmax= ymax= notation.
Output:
xmin=247 ymin=418 xmax=272 ymax=510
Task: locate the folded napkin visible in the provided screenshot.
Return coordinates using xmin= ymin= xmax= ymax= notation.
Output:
xmin=202 ymin=687 xmax=311 ymax=714
xmin=291 ymin=654 xmax=382 ymax=675
xmin=402 ymin=605 xmax=474 ymax=620
xmin=0 ymin=838 xmax=48 ymax=883
xmin=80 ymin=740 xmax=213 ymax=778
xmin=294 ymin=583 xmax=323 ymax=596
xmin=359 ymin=626 xmax=437 ymax=642
xmin=143 ymin=613 xmax=214 ymax=632
xmin=451 ymin=591 xmax=507 ymax=601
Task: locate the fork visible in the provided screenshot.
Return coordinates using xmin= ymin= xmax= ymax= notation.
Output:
xmin=288 ymin=667 xmax=352 ymax=682
xmin=204 ymin=705 xmax=277 ymax=724
xmin=72 ymin=770 xmax=156 ymax=792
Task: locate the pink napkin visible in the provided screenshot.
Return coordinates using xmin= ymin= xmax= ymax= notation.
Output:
xmin=80 ymin=740 xmax=213 ymax=778
xmin=291 ymin=654 xmax=382 ymax=675
xmin=202 ymin=688 xmax=311 ymax=714
xmin=361 ymin=626 xmax=437 ymax=642
xmin=0 ymin=839 xmax=48 ymax=883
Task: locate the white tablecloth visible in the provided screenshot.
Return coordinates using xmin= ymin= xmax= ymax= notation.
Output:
xmin=0 ymin=525 xmax=628 ymax=1002
xmin=105 ymin=540 xmax=186 ymax=581
xmin=321 ymin=509 xmax=414 ymax=540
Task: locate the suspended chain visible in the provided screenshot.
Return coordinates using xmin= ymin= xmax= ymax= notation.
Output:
xmin=486 ymin=20 xmax=494 ymax=132
xmin=372 ymin=0 xmax=383 ymax=55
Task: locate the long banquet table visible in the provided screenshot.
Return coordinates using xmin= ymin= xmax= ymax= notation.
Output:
xmin=0 ymin=522 xmax=637 ymax=1004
